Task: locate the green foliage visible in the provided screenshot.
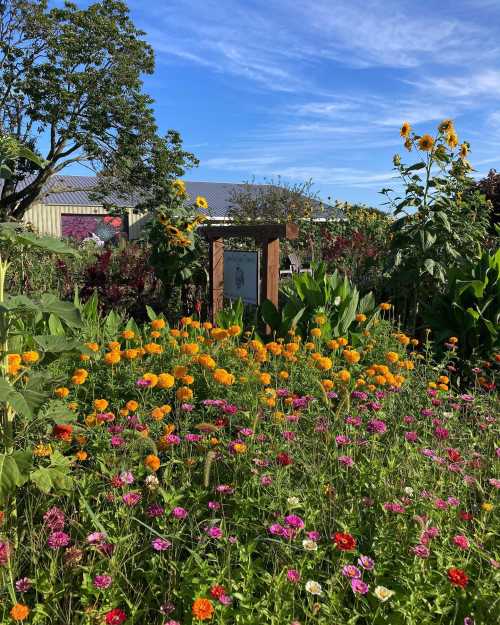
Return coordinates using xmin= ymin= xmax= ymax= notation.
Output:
xmin=260 ymin=262 xmax=377 ymax=338
xmin=215 ymin=298 xmax=244 ymax=329
xmin=0 ymin=0 xmax=197 ymax=220
xmin=423 ymin=248 xmax=500 ymax=361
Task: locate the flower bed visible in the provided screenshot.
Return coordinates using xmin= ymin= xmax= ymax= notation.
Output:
xmin=1 ymin=312 xmax=498 ymax=624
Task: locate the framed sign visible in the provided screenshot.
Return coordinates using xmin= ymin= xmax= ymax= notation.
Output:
xmin=223 ymin=250 xmax=260 ymax=305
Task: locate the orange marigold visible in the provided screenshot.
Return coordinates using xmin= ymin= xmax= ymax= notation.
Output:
xmin=144 ymin=454 xmax=161 ymax=471
xmin=10 ymin=603 xmax=30 ymax=621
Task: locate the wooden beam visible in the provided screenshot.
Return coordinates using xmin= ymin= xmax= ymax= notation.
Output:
xmin=201 ymin=222 xmax=299 ymax=241
xmin=262 ymin=237 xmax=280 ymax=310
xmin=209 ymin=237 xmax=224 ymax=322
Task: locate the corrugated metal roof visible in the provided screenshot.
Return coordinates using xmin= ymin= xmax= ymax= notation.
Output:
xmin=2 ymin=175 xmax=344 ymax=219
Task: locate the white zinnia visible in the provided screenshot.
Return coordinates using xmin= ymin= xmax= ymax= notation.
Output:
xmin=305 ymin=580 xmax=323 ymax=595
xmin=287 ymin=496 xmax=300 ymax=506
xmin=302 ymin=539 xmax=318 ymax=551
xmin=374 ymin=585 xmax=395 ymax=602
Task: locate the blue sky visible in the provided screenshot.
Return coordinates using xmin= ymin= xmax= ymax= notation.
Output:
xmin=64 ymin=0 xmax=500 ymax=207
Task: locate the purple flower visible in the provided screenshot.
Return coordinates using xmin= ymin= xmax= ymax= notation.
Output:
xmin=342 ymin=565 xmax=361 ymax=579
xmin=287 ymin=569 xmax=301 ymax=583
xmin=383 ymin=502 xmax=405 ymax=514
xmin=261 ymin=475 xmax=273 ymax=486
xmin=284 ymin=515 xmax=304 ymax=529
xmin=43 ymin=506 xmax=65 ymax=531
xmin=335 ymin=435 xmax=351 ymax=445
xmin=47 ymin=531 xmax=70 ymax=549
xmin=367 ymin=419 xmax=387 ymax=434
xmin=216 ymin=484 xmax=234 ymax=495
xmin=357 ymin=555 xmax=374 ymax=570
xmin=93 ymin=574 xmax=113 ymax=589
xmin=147 ymin=504 xmax=165 ymax=518
xmin=181 ymin=403 xmax=194 ymax=412
xmin=171 ymin=507 xmax=188 ymax=519
xmin=307 ymin=530 xmax=320 ymax=541
xmin=208 ymin=501 xmax=221 ymax=510
xmin=405 ymin=431 xmax=418 ymax=443
xmin=185 ymin=433 xmax=202 ymax=442
xmin=110 ymin=435 xmax=125 ymax=447
xmin=15 ymin=577 xmax=31 ymax=592
xmin=152 ymin=538 xmax=172 ymax=551
xmin=206 ymin=526 xmax=223 ymax=539
xmin=222 ymin=403 xmax=237 ymax=414
xmin=351 ymin=578 xmax=369 ymax=594
xmin=411 ymin=544 xmax=430 ymax=558
xmin=269 ymin=523 xmax=285 ymax=536
xmin=338 ymin=455 xmax=354 ymax=467
xmin=87 ymin=532 xmax=107 ymax=544
xmin=0 ymin=541 xmax=10 ymax=566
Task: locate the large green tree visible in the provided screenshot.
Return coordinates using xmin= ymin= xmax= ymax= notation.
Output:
xmin=0 ymin=0 xmax=197 ymax=220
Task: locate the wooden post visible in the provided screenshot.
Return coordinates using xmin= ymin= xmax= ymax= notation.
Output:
xmin=209 ymin=237 xmax=224 ymax=321
xmin=262 ymin=237 xmax=280 ymax=309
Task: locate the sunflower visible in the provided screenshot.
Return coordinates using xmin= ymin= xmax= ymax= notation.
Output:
xmin=459 ymin=142 xmax=468 ymax=159
xmin=446 ymin=130 xmax=459 ymax=149
xmin=404 ymin=137 xmax=412 ymax=151
xmin=400 ymin=121 xmax=411 ymax=138
xmin=438 ymin=119 xmax=454 ymax=134
xmin=172 ymin=179 xmax=187 ymax=196
xmin=196 ymin=195 xmax=208 ymax=209
xmin=418 ymin=134 xmax=435 ymax=151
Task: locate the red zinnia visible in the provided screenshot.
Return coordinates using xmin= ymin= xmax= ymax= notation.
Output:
xmin=210 ymin=584 xmax=226 ymax=599
xmin=447 ymin=449 xmax=461 ymax=462
xmin=105 ymin=607 xmax=127 ymax=624
xmin=447 ymin=567 xmax=468 ymax=588
xmin=276 ymin=452 xmax=293 ymax=466
xmin=333 ymin=532 xmax=356 ymax=551
xmin=52 ymin=423 xmax=73 ymax=441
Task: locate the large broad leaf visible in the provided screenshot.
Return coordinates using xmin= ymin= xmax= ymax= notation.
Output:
xmin=14 ymin=232 xmax=79 ymax=257
xmin=0 ymin=450 xmax=33 ymax=502
xmin=33 ymin=335 xmax=81 ymax=353
xmin=104 ymin=309 xmax=122 ymax=336
xmin=30 ymin=451 xmax=74 ymax=494
xmin=259 ymin=299 xmax=281 ymax=332
xmin=48 ymin=314 xmax=66 ymax=336
xmin=0 ymin=378 xmax=32 ymax=418
xmin=39 ymin=294 xmax=82 ymax=328
xmin=43 ymin=400 xmax=78 ymax=424
xmin=0 ymin=294 xmax=39 ymax=314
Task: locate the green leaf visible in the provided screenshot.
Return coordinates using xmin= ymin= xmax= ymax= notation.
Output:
xmin=15 ymin=232 xmax=79 ymax=257
xmin=43 ymin=400 xmax=78 ymax=424
xmin=39 ymin=294 xmax=82 ymax=328
xmin=259 ymin=299 xmax=281 ymax=332
xmin=0 ymin=378 xmax=32 ymax=418
xmin=423 ymin=258 xmax=435 ymax=276
xmin=0 ymin=451 xmax=33 ymax=502
xmin=32 ymin=335 xmax=81 ymax=353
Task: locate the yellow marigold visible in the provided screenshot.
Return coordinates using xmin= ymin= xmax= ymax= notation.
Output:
xmin=337 ymin=337 xmax=348 ymax=346
xmin=104 ymin=351 xmax=121 ymax=366
xmin=121 ymin=329 xmax=135 ymax=340
xmin=386 ymin=351 xmax=399 ymax=364
xmin=144 ymin=342 xmax=163 ymax=355
xmin=379 ymin=302 xmax=391 ymax=311
xmin=126 ymin=400 xmax=139 ymax=411
xmin=68 ymin=401 xmax=78 ymax=411
xmin=79 ymin=354 xmax=90 ymax=362
xmin=180 ymin=316 xmax=192 ymax=326
xmin=144 ymin=454 xmax=161 ymax=472
xmin=482 ymin=502 xmax=494 ymax=512
xmin=10 ymin=603 xmax=30 ymax=621
xmin=33 ymin=443 xmax=52 ymax=457
xmin=279 ymin=370 xmax=289 ymax=380
xmin=202 ymin=321 xmax=213 ymax=330
xmin=181 ymin=374 xmax=194 ymax=386
xmin=438 ymin=375 xmax=449 ymax=384
xmin=195 ymin=196 xmax=208 ymax=209
xmin=55 ymin=387 xmax=70 ymax=399
xmin=173 ymin=365 xmax=188 ymax=379
xmin=8 ymin=353 xmax=21 ymax=365
xmin=233 ymin=442 xmax=247 ymax=454
xmin=338 ymin=369 xmax=351 ymax=383
xmin=259 ymin=372 xmax=272 ymax=385
xmin=198 ymin=354 xmax=216 ymax=369
xmin=151 ymin=318 xmax=166 ymax=331
xmin=94 ymin=399 xmax=109 ymax=411
xmin=410 ymin=338 xmax=419 ymax=346
xmin=313 ymin=314 xmax=327 ymax=326
xmin=124 ymin=348 xmax=139 ymax=360
xmin=316 ymin=356 xmax=332 ymax=371
xmin=170 ymin=328 xmax=181 ymax=338
xmin=142 ymin=372 xmax=159 ymax=388
xmin=310 ymin=327 xmax=322 ymax=338
xmin=21 ymin=351 xmax=39 ymax=364
xmin=181 ymin=342 xmax=199 ymax=355
xmin=438 ymin=383 xmax=448 ymax=391
xmin=108 ymin=341 xmax=121 ymax=351
xmin=176 ymin=386 xmax=193 ymax=401
xmin=212 ymin=368 xmax=234 ymax=385
xmin=355 ymin=313 xmax=367 ymax=323
xmin=356 ymin=378 xmax=366 ymax=386
xmin=449 ymin=336 xmax=459 ymax=344
xmin=228 ymin=325 xmax=241 ymax=336
xmin=322 ymin=379 xmax=334 ymax=390
xmin=343 ymin=350 xmax=360 ymax=364
xmin=233 ymin=347 xmax=248 ymax=360
xmin=375 ymin=375 xmax=387 ymax=386
xmin=327 ymin=339 xmax=339 ymax=350
xmin=75 ymin=450 xmax=88 ymax=461
xmin=304 ymin=342 xmax=315 ymax=351
xmin=85 ymin=342 xmax=99 ymax=352
xmin=418 ymin=134 xmax=434 ymax=151
xmin=211 ymin=328 xmax=228 ymax=341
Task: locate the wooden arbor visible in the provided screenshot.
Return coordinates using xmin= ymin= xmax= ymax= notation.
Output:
xmin=201 ymin=223 xmax=299 ymax=320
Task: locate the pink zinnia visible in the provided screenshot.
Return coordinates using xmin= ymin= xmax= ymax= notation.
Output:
xmin=284 ymin=514 xmax=304 ymax=529
xmin=411 ymin=544 xmax=430 ymax=558
xmin=122 ymin=491 xmax=141 ymax=507
xmin=171 ymin=507 xmax=188 ymax=519
xmin=338 ymin=455 xmax=354 ymax=467
xmin=93 ymin=574 xmax=113 ymax=589
xmin=47 ymin=531 xmax=70 ymax=549
xmin=43 ymin=506 xmax=65 ymax=531
xmin=152 ymin=538 xmax=172 ymax=551
xmin=452 ymin=535 xmax=470 ymax=550
xmin=287 ymin=569 xmax=301 ymax=583
xmin=206 ymin=526 xmax=223 ymax=539
xmin=351 ymin=578 xmax=369 ymax=594
xmin=342 ymin=565 xmax=361 ymax=579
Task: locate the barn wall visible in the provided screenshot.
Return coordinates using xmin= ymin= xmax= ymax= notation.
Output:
xmin=24 ymin=204 xmax=144 ymax=239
